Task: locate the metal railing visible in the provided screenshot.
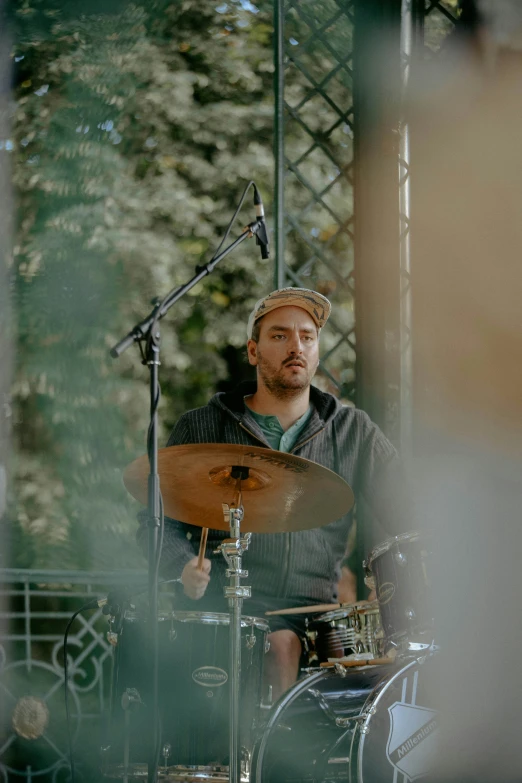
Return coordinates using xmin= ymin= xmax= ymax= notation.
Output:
xmin=0 ymin=569 xmax=145 ymax=782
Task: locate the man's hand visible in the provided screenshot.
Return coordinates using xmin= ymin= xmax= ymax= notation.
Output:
xmin=337 ymin=565 xmax=357 ymax=605
xmin=181 ymin=557 xmax=211 ymax=600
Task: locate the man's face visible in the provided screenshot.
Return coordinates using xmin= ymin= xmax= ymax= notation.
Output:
xmin=247 ymin=306 xmax=320 ymax=397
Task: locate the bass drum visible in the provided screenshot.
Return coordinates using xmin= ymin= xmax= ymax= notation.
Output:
xmin=252 ymin=655 xmax=438 ymax=783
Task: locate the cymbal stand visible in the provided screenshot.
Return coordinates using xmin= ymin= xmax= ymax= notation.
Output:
xmin=220 ymin=475 xmax=252 ymax=783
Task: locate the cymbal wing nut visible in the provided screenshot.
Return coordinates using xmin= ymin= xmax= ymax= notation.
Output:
xmin=226 ymin=569 xmax=248 ymax=578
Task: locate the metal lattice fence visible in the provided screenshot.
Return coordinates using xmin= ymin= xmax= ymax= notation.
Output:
xmin=0 ymin=569 xmax=144 ymax=783
xmin=422 ymin=0 xmax=460 ymax=55
xmin=273 ymin=0 xmax=356 ymax=401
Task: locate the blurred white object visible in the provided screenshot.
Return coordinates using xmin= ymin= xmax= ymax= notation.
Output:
xmin=478 ymin=0 xmax=522 ymax=49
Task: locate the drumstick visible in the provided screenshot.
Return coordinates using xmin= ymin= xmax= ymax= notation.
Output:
xmin=197 ymin=528 xmax=209 ymax=571
xmin=265 ymin=603 xmax=341 ymax=616
xmin=320 ymin=656 xmax=395 ymax=668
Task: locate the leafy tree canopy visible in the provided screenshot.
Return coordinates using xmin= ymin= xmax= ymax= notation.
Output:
xmin=8 ymin=0 xmax=276 ymax=571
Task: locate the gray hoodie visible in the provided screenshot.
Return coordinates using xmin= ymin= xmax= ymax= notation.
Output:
xmin=137 ymin=381 xmax=406 ymax=605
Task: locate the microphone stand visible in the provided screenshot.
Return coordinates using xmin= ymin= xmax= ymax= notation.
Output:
xmin=110 ymin=217 xmax=267 ymax=783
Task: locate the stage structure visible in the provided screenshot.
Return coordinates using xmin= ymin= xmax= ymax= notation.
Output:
xmin=272 ymin=0 xmax=459 ymax=590
xmin=273 ymin=0 xmax=357 ymax=404
xmin=273 ymin=0 xmax=459 ymax=447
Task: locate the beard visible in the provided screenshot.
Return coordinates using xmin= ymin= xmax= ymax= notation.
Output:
xmin=256 ymin=349 xmax=318 ymax=400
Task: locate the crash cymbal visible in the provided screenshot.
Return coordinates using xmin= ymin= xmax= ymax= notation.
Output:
xmin=123 ymin=443 xmax=354 ymax=533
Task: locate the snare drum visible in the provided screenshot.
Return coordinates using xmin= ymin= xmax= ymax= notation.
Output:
xmin=312 ymin=601 xmax=384 ymax=660
xmin=365 ymin=531 xmax=434 ymax=648
xmin=102 ymin=610 xmax=269 ymax=781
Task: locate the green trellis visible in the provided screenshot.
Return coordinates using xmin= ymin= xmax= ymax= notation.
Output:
xmin=272 ymin=0 xmax=461 ymax=596
xmin=421 ymin=0 xmax=461 ymax=54
xmin=272 ymin=0 xmax=460 ymax=419
xmin=273 ymin=0 xmax=356 ymax=402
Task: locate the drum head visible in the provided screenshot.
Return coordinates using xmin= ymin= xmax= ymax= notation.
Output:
xmin=123 ymin=609 xmax=269 ymax=633
xmin=357 ymin=655 xmax=439 ymax=782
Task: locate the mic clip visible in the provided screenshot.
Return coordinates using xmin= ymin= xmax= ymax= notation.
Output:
xmin=255 ymin=221 xmax=270 ymax=260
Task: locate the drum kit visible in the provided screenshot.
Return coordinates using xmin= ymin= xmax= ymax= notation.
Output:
xmin=101 ymin=444 xmax=437 ymax=783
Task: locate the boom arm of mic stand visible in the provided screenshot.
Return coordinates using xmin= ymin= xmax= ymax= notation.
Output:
xmin=109 ymin=221 xmax=263 ymax=359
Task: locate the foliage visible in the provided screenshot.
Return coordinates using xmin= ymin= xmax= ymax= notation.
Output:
xmin=7 ymin=0 xmax=276 ymax=571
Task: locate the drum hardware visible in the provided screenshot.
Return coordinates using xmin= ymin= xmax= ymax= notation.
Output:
xmin=221 ymin=498 xmax=250 ymax=783
xmin=308 ymin=686 xmax=345 ymax=726
xmin=408 ymin=641 xmax=434 ymax=653
xmin=104 ymin=594 xmax=133 ymax=647
xmin=300 ymin=667 xmax=321 ymax=676
xmin=246 ymin=626 xmax=257 ymax=649
xmin=122 ymin=445 xmax=354 ymax=782
xmin=260 ymin=685 xmax=273 ymax=711
xmin=107 ymin=629 xmax=119 ymax=647
xmin=302 ymin=619 xmax=319 ymax=665
xmin=241 ymin=747 xmax=251 ymax=780
xmin=394 ymin=551 xmax=407 ymax=566
xmin=120 ymin=687 xmax=145 ymax=781
xmin=121 ymin=688 xmax=144 ymax=711
xmin=304 ymin=602 xmax=384 ymax=665
xmin=335 ymin=706 xmax=376 ymax=728
xmin=161 ymin=743 xmax=172 ymax=769
xmin=106 ymin=612 xmax=124 ymax=647
xmin=327 ymin=757 xmax=351 ymax=765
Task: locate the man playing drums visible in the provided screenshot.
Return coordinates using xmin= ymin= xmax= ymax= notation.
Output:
xmin=138 ymin=288 xmax=406 ymax=698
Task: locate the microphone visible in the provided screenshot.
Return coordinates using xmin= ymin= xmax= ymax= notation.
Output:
xmin=253 ymin=185 xmax=270 ymax=260
xmin=81 ymin=577 xmax=180 ymax=611
xmin=82 ymin=585 xmax=143 ymax=612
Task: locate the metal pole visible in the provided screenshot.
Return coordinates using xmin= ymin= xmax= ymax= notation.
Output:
xmin=273 ymin=0 xmax=286 ymax=289
xmin=222 ymin=505 xmax=251 ymax=783
xmin=399 ymin=0 xmax=413 ymax=462
xmin=229 ymin=586 xmax=242 ymax=783
xmin=353 ymin=0 xmax=403 ymax=596
xmin=147 ymin=346 xmax=160 ymax=783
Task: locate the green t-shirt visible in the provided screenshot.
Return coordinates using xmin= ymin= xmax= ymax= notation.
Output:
xmin=245 ymin=402 xmax=313 ymax=453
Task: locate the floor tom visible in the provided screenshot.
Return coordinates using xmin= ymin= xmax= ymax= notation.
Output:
xmin=103 ymin=610 xmax=269 ymax=781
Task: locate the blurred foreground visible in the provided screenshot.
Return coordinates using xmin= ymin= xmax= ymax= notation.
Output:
xmin=412 ymin=8 xmax=522 ymax=780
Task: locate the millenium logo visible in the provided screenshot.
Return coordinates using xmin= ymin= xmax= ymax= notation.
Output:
xmin=192 ymin=666 xmax=228 ymax=687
